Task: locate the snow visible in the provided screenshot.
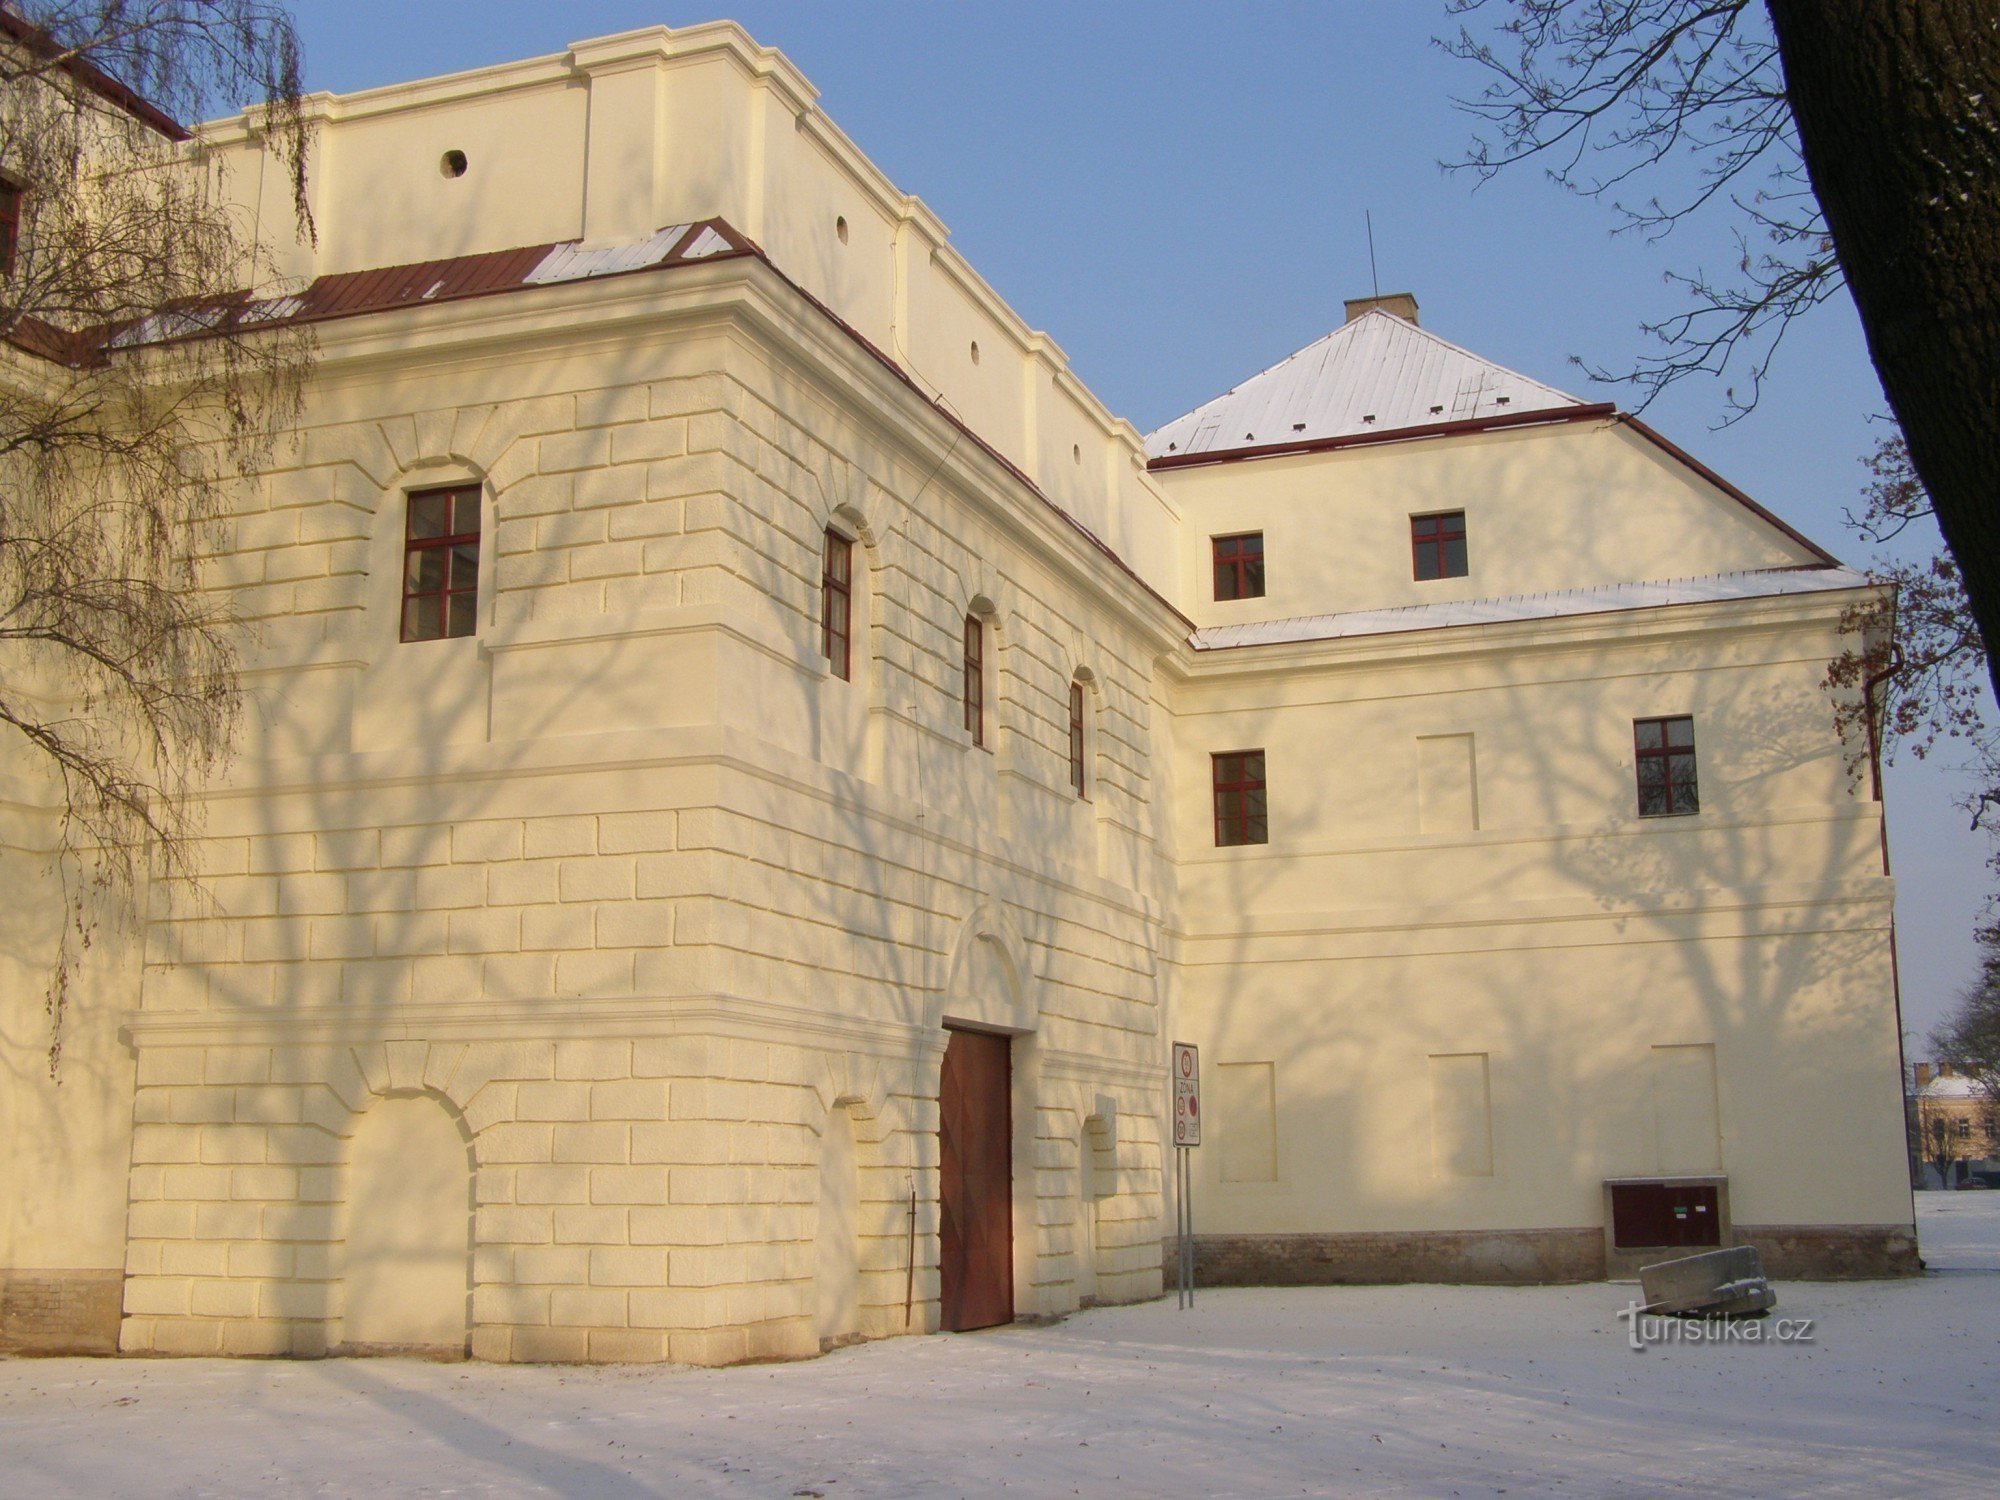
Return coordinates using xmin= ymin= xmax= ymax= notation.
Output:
xmin=4 ymin=1195 xmax=1996 ymax=1497
xmin=1190 ymin=567 xmax=1872 ymax=652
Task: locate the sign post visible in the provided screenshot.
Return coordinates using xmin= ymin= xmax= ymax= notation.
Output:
xmin=1171 ymin=1041 xmax=1200 ymax=1309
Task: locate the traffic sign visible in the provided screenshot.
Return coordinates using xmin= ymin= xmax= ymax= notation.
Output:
xmin=1172 ymin=1041 xmax=1200 ymax=1147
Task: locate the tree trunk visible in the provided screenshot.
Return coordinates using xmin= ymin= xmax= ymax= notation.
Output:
xmin=1767 ymin=2 xmax=2000 ymax=703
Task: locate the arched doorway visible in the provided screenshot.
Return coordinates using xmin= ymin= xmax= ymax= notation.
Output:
xmin=813 ymin=1103 xmax=862 ymax=1347
xmin=339 ymin=1093 xmax=473 ymax=1354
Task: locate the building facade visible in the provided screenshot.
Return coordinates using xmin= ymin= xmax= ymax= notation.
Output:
xmin=1 ymin=22 xmax=1916 ymax=1362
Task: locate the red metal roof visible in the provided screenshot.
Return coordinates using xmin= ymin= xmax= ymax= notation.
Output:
xmin=0 ymin=10 xmax=191 ymax=141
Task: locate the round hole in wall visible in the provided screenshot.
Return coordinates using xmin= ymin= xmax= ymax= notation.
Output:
xmin=836 ymin=215 xmax=849 ymax=244
xmin=440 ymin=149 xmax=469 ymax=179
xmin=970 ymin=340 xmax=981 ymax=365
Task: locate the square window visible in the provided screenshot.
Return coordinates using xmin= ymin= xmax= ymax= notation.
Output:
xmin=1412 ymin=511 xmax=1468 ymax=581
xmin=821 ymin=529 xmax=853 ymax=681
xmin=1212 ymin=532 xmax=1265 ymax=601
xmin=400 ymin=483 xmax=481 ymax=642
xmin=1634 ymin=715 xmax=1699 ymax=817
xmin=1213 ymin=750 xmax=1268 ymax=846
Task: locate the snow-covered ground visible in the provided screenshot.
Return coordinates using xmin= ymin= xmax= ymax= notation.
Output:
xmin=4 ymin=1195 xmax=1997 ymax=1498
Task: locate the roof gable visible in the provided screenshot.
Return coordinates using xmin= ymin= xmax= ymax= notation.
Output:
xmin=1145 ymin=310 xmax=1583 ymax=460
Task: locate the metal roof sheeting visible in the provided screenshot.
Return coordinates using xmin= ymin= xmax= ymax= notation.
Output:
xmin=524 ymin=224 xmax=694 ymax=284
xmin=1189 ymin=567 xmax=1873 ymax=652
xmin=1145 ymin=310 xmax=1584 ymax=460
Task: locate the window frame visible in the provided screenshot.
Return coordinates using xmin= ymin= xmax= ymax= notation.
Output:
xmin=1411 ymin=510 xmax=1468 ymax=581
xmin=963 ymin=613 xmax=986 ymax=747
xmin=1212 ymin=749 xmax=1268 ymax=847
xmin=399 ymin=482 xmax=483 ymax=643
xmin=1068 ymin=681 xmax=1087 ymax=799
xmin=821 ymin=528 xmax=853 ymax=681
xmin=1211 ymin=531 xmax=1266 ymax=602
xmin=1633 ymin=715 xmax=1700 ymax=818
xmin=0 ymin=177 xmax=21 ymax=278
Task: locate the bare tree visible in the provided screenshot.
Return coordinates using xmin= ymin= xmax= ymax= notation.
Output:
xmin=1 ymin=2 xmax=313 ymax=1068
xmin=1443 ymin=2 xmax=2000 ymax=708
xmin=1933 ymin=934 xmax=2000 ymax=1148
xmin=1916 ymin=1092 xmax=1964 ymax=1188
xmin=1824 ymin=430 xmax=1996 ymax=826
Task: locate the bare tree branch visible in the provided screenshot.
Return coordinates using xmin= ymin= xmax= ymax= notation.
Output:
xmin=1 ymin=1 xmax=315 ymax=1069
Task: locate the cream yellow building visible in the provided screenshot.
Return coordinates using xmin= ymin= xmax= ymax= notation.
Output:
xmin=0 ymin=21 xmax=1914 ymax=1362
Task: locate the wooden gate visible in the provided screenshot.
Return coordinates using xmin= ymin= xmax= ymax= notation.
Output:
xmin=939 ymin=1027 xmax=1014 ymax=1332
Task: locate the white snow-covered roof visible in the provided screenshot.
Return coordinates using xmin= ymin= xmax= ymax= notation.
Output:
xmin=1146 ymin=310 xmax=1586 ymax=460
xmin=1919 ymin=1070 xmax=1991 ymax=1100
xmin=1189 ymin=567 xmax=1872 ymax=652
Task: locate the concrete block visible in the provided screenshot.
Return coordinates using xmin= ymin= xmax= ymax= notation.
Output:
xmin=670 ymin=1326 xmax=748 ymax=1366
xmin=478 ymin=1122 xmax=556 ymax=1164
xmin=590 ymin=1166 xmax=672 ymax=1206
xmin=554 ymin=1206 xmax=629 ymax=1245
xmin=551 ymin=1287 xmax=629 ymax=1327
xmin=516 ymin=1165 xmax=593 ymax=1205
xmin=510 ymin=1327 xmax=591 ymax=1363
xmin=590 ymin=1247 xmax=667 ymax=1288
xmin=590 ymin=1079 xmax=670 ymax=1121
xmin=588 ymin=1327 xmax=668 ymax=1363
xmin=595 ymin=901 xmax=677 ymax=949
xmin=553 ymin=1122 xmax=628 ymax=1165
xmin=1640 ymin=1246 xmax=1777 ymax=1316
xmin=151 ymin=1319 xmax=225 ymax=1356
xmin=474 ymin=1284 xmax=551 ymax=1327
xmin=524 ymin=816 xmax=596 ymax=859
xmin=555 ymin=1040 xmax=634 ymax=1081
xmin=514 ymin=1246 xmax=591 ymax=1286
xmin=517 ymin=1081 xmax=593 ymax=1122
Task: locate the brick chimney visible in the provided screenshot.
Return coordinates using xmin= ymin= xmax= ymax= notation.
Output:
xmin=1915 ymin=1062 xmax=1933 ymax=1088
xmin=1344 ymin=292 xmax=1420 ymax=326
xmin=1941 ymin=1062 xmax=1957 ymax=1078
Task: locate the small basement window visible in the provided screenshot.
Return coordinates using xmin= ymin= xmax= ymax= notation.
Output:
xmin=1212 ymin=532 xmax=1265 ymax=601
xmin=401 ymin=484 xmax=481 ymax=641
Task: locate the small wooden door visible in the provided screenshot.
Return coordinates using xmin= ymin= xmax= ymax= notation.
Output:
xmin=939 ymin=1027 xmax=1014 ymax=1331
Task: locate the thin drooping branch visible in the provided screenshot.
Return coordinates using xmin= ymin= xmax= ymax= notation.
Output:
xmin=1440 ymin=1 xmax=1836 ymax=419
xmin=1 ymin=2 xmax=315 ymax=1070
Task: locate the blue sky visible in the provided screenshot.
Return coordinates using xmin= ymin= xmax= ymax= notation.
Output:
xmin=280 ymin=0 xmax=1988 ymax=1044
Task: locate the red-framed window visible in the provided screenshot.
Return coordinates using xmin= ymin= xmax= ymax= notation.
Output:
xmin=1212 ymin=750 xmax=1267 ymax=847
xmin=1212 ymin=532 xmax=1265 ymax=601
xmin=963 ymin=613 xmax=985 ymax=747
xmin=821 ymin=528 xmax=853 ymax=680
xmin=0 ymin=178 xmax=21 ymax=278
xmin=1634 ymin=716 xmax=1699 ymax=817
xmin=1068 ymin=681 xmax=1087 ymax=798
xmin=400 ymin=484 xmax=481 ymax=642
xmin=1412 ymin=511 xmax=1468 ymax=581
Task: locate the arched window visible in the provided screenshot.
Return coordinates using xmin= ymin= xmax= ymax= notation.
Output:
xmin=821 ymin=528 xmax=853 ymax=680
xmin=963 ymin=613 xmax=985 ymax=747
xmin=1068 ymin=681 xmax=1087 ymax=798
xmin=400 ymin=483 xmax=482 ymax=641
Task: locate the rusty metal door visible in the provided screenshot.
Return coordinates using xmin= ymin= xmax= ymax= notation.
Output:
xmin=939 ymin=1027 xmax=1013 ymax=1332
